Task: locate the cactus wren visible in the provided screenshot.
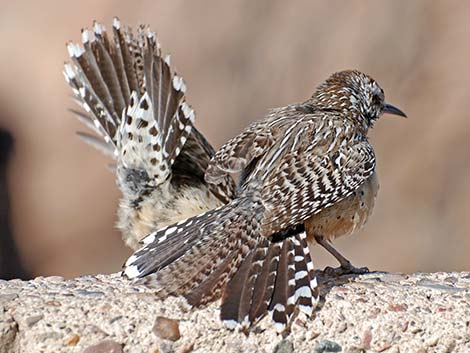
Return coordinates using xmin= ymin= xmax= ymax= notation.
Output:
xmin=123 ymin=69 xmax=406 ymax=332
xmin=63 ymin=18 xmax=236 ymax=250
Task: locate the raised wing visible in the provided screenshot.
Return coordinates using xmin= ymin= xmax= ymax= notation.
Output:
xmin=64 ymin=19 xmax=228 ymax=189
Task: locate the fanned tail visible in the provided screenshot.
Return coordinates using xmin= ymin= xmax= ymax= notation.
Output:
xmin=220 ymin=231 xmax=319 ymax=333
xmin=221 ymin=238 xmax=277 ymax=330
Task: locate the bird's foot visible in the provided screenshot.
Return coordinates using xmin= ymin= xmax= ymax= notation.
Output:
xmin=323 ymin=262 xmax=369 ymax=277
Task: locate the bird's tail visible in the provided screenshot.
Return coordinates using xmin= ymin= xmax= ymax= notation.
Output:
xmin=221 ymin=231 xmax=319 ymax=332
xmin=123 ymin=193 xmax=319 ymax=332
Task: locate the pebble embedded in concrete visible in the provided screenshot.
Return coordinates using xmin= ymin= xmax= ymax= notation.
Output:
xmin=153 ymin=316 xmax=181 ymax=341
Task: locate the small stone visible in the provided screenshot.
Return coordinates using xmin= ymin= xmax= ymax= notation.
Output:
xmin=26 ymin=314 xmax=44 ymax=327
xmin=82 ymin=340 xmax=123 ymax=353
xmin=425 ymin=336 xmax=439 ymax=347
xmin=306 ymin=330 xmax=321 ymax=341
xmin=45 ymin=300 xmax=61 ymax=307
xmin=0 ymin=314 xmax=18 ymax=353
xmin=75 ymin=290 xmax=105 ymax=297
xmin=178 ymin=343 xmax=194 ymax=353
xmin=314 ymin=340 xmax=342 ymax=353
xmin=153 ymin=316 xmax=181 ymax=341
xmin=109 ymin=315 xmax=123 ymax=324
xmin=344 ymin=347 xmax=363 ymax=353
xmin=159 ymin=341 xmax=174 ymax=353
xmin=273 ymin=339 xmax=294 ymax=353
xmin=361 ymin=328 xmax=372 ymax=350
xmin=444 ymin=276 xmax=458 ymax=284
xmin=376 ymin=344 xmax=392 ymax=352
xmin=388 ymin=303 xmax=407 ymax=312
xmin=368 ymin=307 xmax=381 ymax=319
xmin=66 ymin=334 xmax=80 ymax=346
xmin=401 ymin=321 xmax=409 ymax=332
xmin=337 ymin=321 xmax=347 ymax=333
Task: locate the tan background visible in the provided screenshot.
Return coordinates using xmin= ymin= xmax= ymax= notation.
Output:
xmin=0 ymin=1 xmax=469 ymax=278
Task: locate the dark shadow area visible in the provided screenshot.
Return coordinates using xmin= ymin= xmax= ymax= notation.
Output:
xmin=0 ymin=129 xmax=30 ymax=280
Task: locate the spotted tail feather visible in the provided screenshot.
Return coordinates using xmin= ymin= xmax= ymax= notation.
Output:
xmin=248 ymin=240 xmax=281 ymax=324
xmin=292 ymin=232 xmax=319 ymax=316
xmin=268 ymin=237 xmax=295 ymax=332
xmin=220 ymin=231 xmax=319 ymax=333
xmin=221 ymin=238 xmax=277 ymax=330
xmin=268 ymin=232 xmax=319 ymax=331
xmin=219 ymin=244 xmax=259 ymax=329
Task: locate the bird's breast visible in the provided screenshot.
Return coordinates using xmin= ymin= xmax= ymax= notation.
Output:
xmin=305 ymin=171 xmax=379 ymax=242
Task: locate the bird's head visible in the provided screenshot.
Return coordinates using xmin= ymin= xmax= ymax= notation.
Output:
xmin=311 ymin=70 xmax=406 ymax=129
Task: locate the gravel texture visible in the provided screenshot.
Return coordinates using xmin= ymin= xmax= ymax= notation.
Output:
xmin=0 ymin=272 xmax=469 ymax=352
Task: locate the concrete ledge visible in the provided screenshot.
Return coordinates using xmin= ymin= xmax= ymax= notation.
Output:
xmin=0 ymin=272 xmax=469 ymax=353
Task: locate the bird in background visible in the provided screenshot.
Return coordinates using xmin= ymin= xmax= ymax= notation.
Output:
xmin=63 ymin=19 xmax=406 ymax=332
xmin=63 ymin=18 xmax=236 ymax=251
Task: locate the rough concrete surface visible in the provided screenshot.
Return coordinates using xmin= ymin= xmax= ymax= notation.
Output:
xmin=0 ymin=272 xmax=469 ymax=353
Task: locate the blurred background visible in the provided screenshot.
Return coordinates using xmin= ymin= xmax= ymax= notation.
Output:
xmin=0 ymin=1 xmax=468 ymax=279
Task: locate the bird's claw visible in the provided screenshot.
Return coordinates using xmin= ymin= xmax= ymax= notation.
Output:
xmin=323 ymin=263 xmax=369 ymax=277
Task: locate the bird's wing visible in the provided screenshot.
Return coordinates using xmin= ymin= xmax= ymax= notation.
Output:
xmin=64 ymin=19 xmax=234 ymax=191
xmin=64 ymin=20 xmax=142 ymax=155
xmin=260 ymin=128 xmax=376 ymax=234
xmin=173 ymin=126 xmax=236 ymax=202
xmin=204 ymin=109 xmax=296 ymax=185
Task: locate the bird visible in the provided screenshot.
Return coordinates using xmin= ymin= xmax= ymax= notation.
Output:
xmin=63 ymin=18 xmax=236 ymax=250
xmin=123 ymin=69 xmax=406 ymax=332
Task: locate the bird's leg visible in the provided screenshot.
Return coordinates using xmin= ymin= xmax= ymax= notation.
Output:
xmin=314 ymin=234 xmax=369 ymax=276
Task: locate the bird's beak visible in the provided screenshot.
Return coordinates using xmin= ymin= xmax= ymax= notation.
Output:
xmin=383 ymin=103 xmax=407 ymax=118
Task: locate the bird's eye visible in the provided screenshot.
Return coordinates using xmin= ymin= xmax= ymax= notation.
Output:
xmin=371 ymin=94 xmax=381 ymax=107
